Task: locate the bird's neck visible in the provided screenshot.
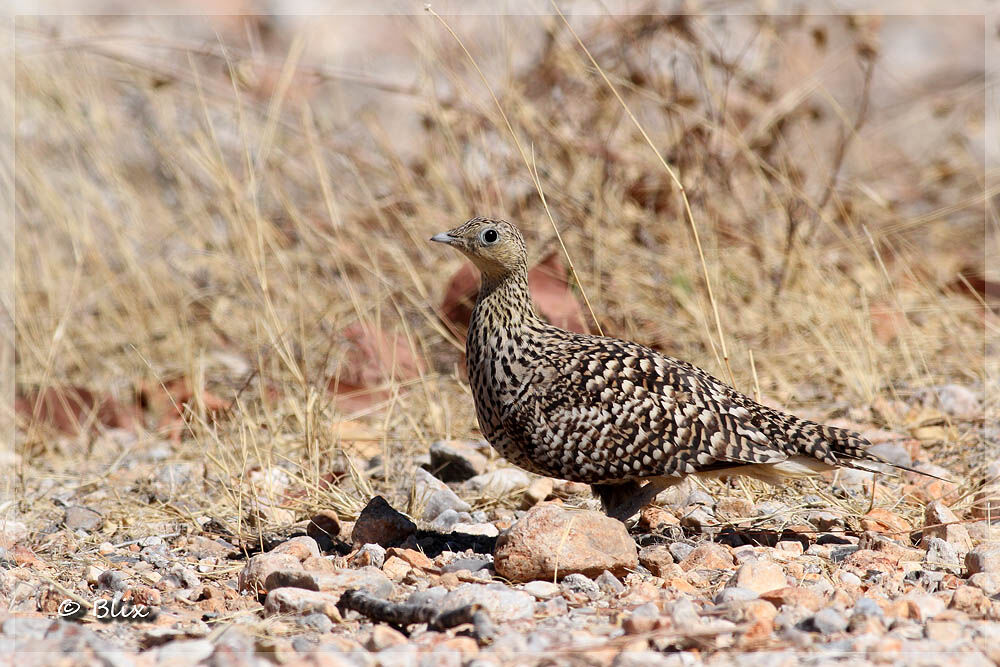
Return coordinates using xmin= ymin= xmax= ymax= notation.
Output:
xmin=473 ymin=266 xmax=537 ymax=329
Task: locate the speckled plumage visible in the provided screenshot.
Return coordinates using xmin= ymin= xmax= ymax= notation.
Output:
xmin=432 ymin=217 xmax=900 ymax=519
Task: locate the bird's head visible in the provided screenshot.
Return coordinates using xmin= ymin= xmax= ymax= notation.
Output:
xmin=430 ymin=217 xmax=527 ymax=278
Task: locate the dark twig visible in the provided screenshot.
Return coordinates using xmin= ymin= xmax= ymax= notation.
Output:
xmin=336 ymin=589 xmax=495 ymax=639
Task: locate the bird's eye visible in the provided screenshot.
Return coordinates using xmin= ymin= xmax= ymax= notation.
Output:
xmin=480 ymin=228 xmax=500 ymax=245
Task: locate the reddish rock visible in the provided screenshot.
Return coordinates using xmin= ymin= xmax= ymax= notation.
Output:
xmin=382 ymin=556 xmax=411 ymax=581
xmin=351 ymin=496 xmax=416 ymax=548
xmin=679 ymin=543 xmax=735 ymax=572
xmin=638 ymin=545 xmax=675 ymax=578
xmin=949 ymin=585 xmax=990 ymax=617
xmin=493 ymin=504 xmax=637 ymax=582
xmin=760 ymin=586 xmax=823 ymax=612
xmin=271 ymin=536 xmax=321 ymax=562
xmin=726 ymin=560 xmax=786 ymax=594
xmin=860 ymin=509 xmax=911 ymax=536
xmin=639 ymin=507 xmax=680 ymax=533
xmin=385 ymin=547 xmax=435 ymax=571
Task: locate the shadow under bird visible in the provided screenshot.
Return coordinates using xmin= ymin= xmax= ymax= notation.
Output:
xmin=431 ymin=217 xmax=933 ymax=521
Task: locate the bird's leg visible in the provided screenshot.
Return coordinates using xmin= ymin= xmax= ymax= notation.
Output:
xmin=592 ymin=478 xmax=673 ymax=523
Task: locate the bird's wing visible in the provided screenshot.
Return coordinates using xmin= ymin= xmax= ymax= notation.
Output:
xmin=511 ymin=332 xmax=800 ymax=483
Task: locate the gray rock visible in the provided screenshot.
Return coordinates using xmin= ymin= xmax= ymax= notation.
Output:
xmin=560 ymin=573 xmax=599 ymax=597
xmin=852 ymin=597 xmax=884 ymax=619
xmin=2 ymin=616 xmax=53 ymax=639
xmin=425 ymin=440 xmax=489 ymax=482
xmin=867 ymin=442 xmax=912 ymax=468
xmin=666 ymin=597 xmax=700 ymax=626
xmin=97 ymin=570 xmax=127 ymax=592
xmin=714 ymin=587 xmax=759 ymax=604
xmin=428 ymin=509 xmax=469 ymax=532
xmin=441 ymin=583 xmax=534 ymax=621
xmin=922 ymin=384 xmax=980 ymax=419
xmin=64 ymin=506 xmax=103 ymax=532
xmin=522 ymin=580 xmax=560 ymax=599
xmin=155 ymin=639 xmax=215 ymax=664
xmin=668 ymin=543 xmax=695 ymax=563
xmin=406 ymin=586 xmax=448 ymax=607
xmin=413 ymin=468 xmax=471 ymax=521
xmin=595 ymin=570 xmax=625 ymax=595
xmin=925 ymin=537 xmax=961 ymax=569
xmin=442 ymin=557 xmax=491 ymax=573
xmin=811 ymin=608 xmax=848 ymax=634
xmin=968 ymin=572 xmax=1000 ymax=596
xmin=756 ymin=500 xmax=790 ymax=516
xmin=679 ymin=507 xmax=715 ymax=530
xmin=831 ymin=546 xmax=860 ymax=563
xmin=298 ymin=612 xmax=334 ymax=633
xmin=684 ymin=490 xmax=716 ymax=508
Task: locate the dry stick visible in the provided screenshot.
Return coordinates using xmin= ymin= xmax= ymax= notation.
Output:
xmin=551 ymin=3 xmax=733 ymax=385
xmin=425 ymin=7 xmax=604 ymax=337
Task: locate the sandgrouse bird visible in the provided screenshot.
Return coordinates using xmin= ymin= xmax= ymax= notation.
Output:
xmin=432 ymin=217 xmax=911 ymax=521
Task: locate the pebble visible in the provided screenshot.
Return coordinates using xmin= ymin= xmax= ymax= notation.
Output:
xmin=924 ymin=537 xmax=961 ymax=569
xmin=679 ymin=543 xmax=734 ymax=571
xmin=522 ymin=580 xmax=560 ymax=599
xmin=966 ymin=543 xmax=1000 ymax=575
xmin=726 ymin=560 xmax=785 ymax=594
xmin=624 ymin=602 xmax=660 ymax=635
xmin=441 ymin=583 xmax=534 ymax=621
xmin=441 ymin=557 xmax=491 ymax=573
xmin=922 ymin=501 xmax=973 ymax=553
xmin=595 ymin=570 xmax=626 ymax=596
xmin=414 ymin=468 xmax=471 ymax=521
xmin=428 ymin=509 xmax=469 ymax=533
xmin=522 ymin=477 xmax=554 ymax=508
xmin=867 ymin=442 xmax=912 ymax=468
xmin=0 ymin=521 xmax=27 ymax=548
xmin=810 ymin=608 xmax=848 ymax=634
xmin=493 ymin=504 xmax=637 ymax=582
xmin=451 ymin=522 xmax=499 ymax=537
xmin=426 ymin=439 xmax=489 ymax=482
xmin=561 ymin=573 xmax=599 ymax=598
xmin=668 ymin=543 xmax=695 ymax=563
xmin=466 ymin=468 xmax=532 ymax=497
xmin=968 ymin=572 xmax=1000 ymax=596
xmin=97 ymin=569 xmax=127 ymax=592
xmin=922 ymin=384 xmax=980 ymax=418
xmin=351 ymin=496 xmax=416 ymax=548
xmin=638 ymin=544 xmax=675 ymax=578
xmin=714 ymin=587 xmax=758 ymax=604
xmin=64 ymin=506 xmax=103 ymax=532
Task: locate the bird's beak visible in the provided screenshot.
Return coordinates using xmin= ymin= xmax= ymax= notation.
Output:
xmin=430 ymin=232 xmax=455 ymax=245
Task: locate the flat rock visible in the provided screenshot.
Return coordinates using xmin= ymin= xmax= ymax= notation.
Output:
xmin=441 ymin=583 xmax=534 ymax=621
xmin=425 ymin=440 xmax=489 ymax=482
xmin=493 ymin=504 xmax=637 ymax=582
xmin=351 ymin=496 xmax=416 ymax=547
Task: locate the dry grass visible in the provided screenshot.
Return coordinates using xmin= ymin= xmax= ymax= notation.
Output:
xmin=8 ymin=12 xmax=991 ymax=552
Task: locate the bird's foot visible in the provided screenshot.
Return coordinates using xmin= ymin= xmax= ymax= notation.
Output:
xmin=592 ymin=478 xmax=672 ymax=523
